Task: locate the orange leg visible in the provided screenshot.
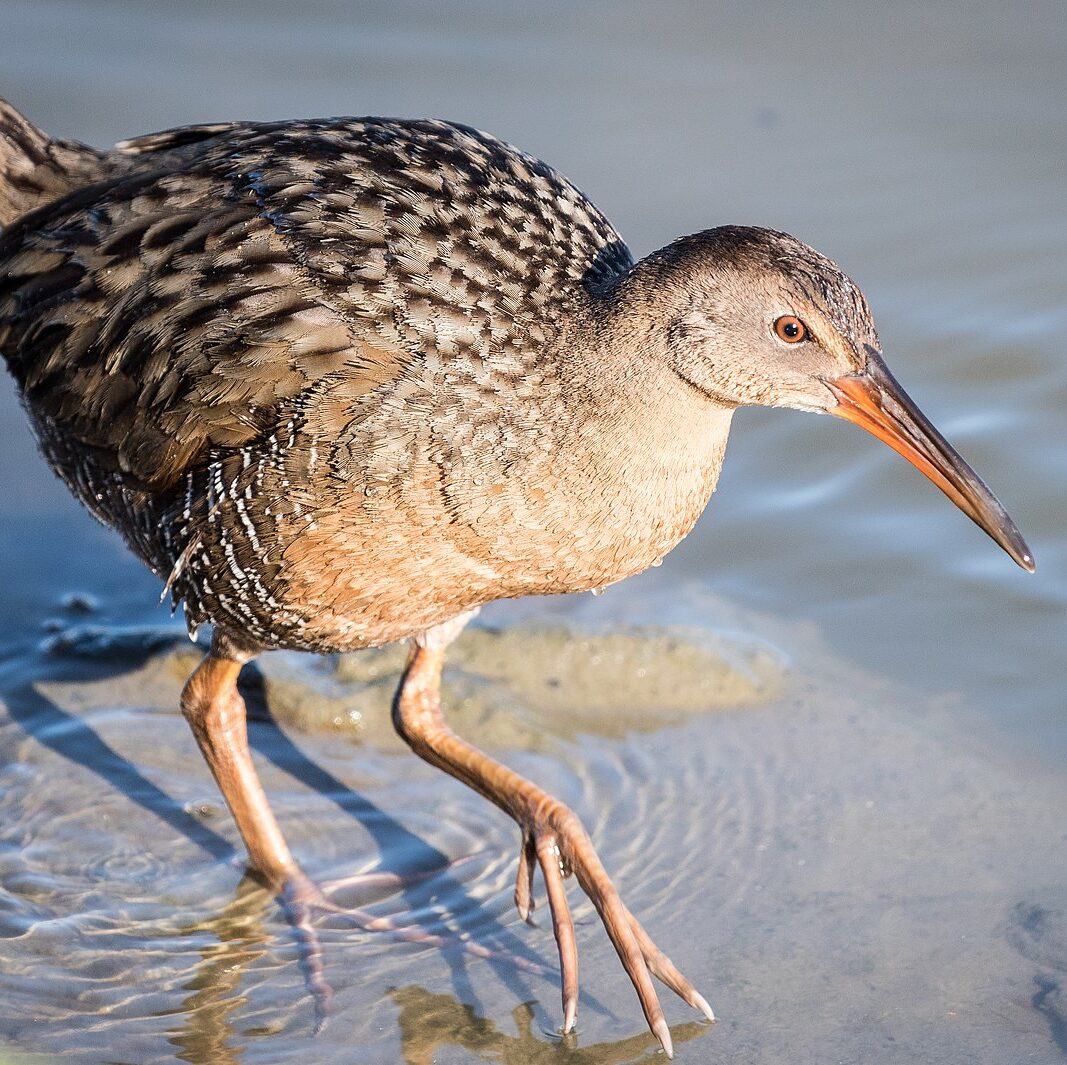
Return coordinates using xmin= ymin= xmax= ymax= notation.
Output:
xmin=392 ymin=627 xmax=715 ymax=1058
xmin=179 ymin=635 xmax=342 ymax=1022
xmin=180 ymin=644 xmax=298 ymax=885
xmin=178 ymin=630 xmax=537 ymax=1030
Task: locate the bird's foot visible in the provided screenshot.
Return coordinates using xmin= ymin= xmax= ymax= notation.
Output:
xmin=272 ymin=860 xmax=545 ymax=1033
xmin=513 ymin=801 xmax=714 ymax=1059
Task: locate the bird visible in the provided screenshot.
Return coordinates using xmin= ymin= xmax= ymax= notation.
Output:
xmin=0 ymin=98 xmax=1033 ymax=1057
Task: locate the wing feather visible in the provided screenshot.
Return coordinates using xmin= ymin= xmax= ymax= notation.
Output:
xmin=0 ymin=115 xmax=631 ymax=496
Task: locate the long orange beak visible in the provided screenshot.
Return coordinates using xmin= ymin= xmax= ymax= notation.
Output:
xmin=828 ymin=346 xmax=1034 ymax=571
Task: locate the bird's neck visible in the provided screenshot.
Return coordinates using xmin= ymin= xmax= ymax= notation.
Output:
xmin=535 ymin=279 xmax=736 ymax=587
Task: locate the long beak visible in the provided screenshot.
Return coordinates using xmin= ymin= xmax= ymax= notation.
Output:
xmin=827 ymin=346 xmax=1034 ymax=572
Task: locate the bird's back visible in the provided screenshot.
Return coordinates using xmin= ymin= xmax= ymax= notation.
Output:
xmin=0 ymin=112 xmax=632 ymax=487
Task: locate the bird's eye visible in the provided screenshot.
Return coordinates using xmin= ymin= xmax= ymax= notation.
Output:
xmin=774 ymin=315 xmax=808 ymax=343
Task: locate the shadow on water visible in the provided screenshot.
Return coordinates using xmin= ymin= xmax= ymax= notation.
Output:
xmin=2 ymin=675 xmax=235 ymax=865
xmin=0 ymin=633 xmax=558 ymax=1046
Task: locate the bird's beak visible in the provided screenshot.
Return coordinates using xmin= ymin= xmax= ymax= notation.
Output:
xmin=827 ymin=346 xmax=1034 ymax=572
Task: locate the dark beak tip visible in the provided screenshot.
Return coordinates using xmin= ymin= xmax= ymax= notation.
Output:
xmin=998 ymin=516 xmax=1035 ymax=573
xmin=997 ymin=524 xmax=1035 ymax=573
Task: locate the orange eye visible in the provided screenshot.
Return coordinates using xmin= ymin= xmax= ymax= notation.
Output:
xmin=774 ymin=315 xmax=808 ymax=343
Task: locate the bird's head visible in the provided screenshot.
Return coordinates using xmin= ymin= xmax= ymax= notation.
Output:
xmin=634 ymin=225 xmax=1033 ymax=571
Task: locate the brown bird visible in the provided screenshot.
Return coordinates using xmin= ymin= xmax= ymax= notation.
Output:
xmin=0 ymin=99 xmax=1032 ymax=1056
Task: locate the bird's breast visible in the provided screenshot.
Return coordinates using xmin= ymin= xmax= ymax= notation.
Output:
xmin=169 ymin=361 xmax=734 ymax=653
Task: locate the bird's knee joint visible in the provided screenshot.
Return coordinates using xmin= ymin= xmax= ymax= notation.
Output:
xmin=180 ymin=656 xmax=244 ymax=729
xmin=392 ymin=674 xmax=447 ymax=746
xmin=180 ymin=676 xmax=211 ymax=725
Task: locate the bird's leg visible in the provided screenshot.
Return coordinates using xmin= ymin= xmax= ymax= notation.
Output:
xmin=392 ymin=623 xmax=715 ymax=1058
xmin=180 ymin=632 xmax=342 ymax=1021
xmin=179 ymin=630 xmax=539 ymax=1030
xmin=180 ymin=632 xmax=456 ymax=902
xmin=180 ymin=633 xmax=299 ymax=887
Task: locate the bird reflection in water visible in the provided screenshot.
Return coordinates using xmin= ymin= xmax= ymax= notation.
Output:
xmin=390 ymin=986 xmax=709 ymax=1065
xmin=166 ymin=874 xmax=276 ymax=1065
xmin=164 ymin=872 xmax=709 ymax=1065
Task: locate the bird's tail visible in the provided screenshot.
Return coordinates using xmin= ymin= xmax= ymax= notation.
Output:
xmin=0 ymin=98 xmax=110 ymax=228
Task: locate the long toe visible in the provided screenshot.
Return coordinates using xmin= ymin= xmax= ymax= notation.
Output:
xmin=318 ymin=850 xmax=485 ymax=902
xmin=277 ymin=865 xmax=547 ymax=1031
xmin=516 ymin=806 xmax=713 ymax=1057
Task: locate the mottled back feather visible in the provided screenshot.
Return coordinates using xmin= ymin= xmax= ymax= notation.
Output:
xmin=0 ymin=115 xmax=632 ymax=495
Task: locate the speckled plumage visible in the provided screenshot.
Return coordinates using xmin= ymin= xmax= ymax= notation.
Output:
xmin=0 ymin=110 xmax=738 ymax=650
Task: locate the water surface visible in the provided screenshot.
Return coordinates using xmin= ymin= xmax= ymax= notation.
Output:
xmin=0 ymin=2 xmax=1065 ymax=1062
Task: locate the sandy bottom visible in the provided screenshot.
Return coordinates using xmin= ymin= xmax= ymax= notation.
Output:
xmin=0 ymin=590 xmax=1064 ymax=1064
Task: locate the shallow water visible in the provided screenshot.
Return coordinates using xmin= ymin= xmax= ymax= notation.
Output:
xmin=0 ymin=2 xmax=1065 ymax=1063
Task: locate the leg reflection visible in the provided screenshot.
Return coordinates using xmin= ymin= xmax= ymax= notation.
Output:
xmin=166 ymin=873 xmax=275 ymax=1065
xmin=390 ymin=985 xmax=711 ymax=1065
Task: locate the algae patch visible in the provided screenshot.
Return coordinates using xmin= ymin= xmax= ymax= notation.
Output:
xmin=311 ymin=624 xmax=782 ymax=746
xmin=33 ymin=622 xmax=785 ymax=750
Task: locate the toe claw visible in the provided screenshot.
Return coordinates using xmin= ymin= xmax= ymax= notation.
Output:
xmin=652 ymin=1015 xmax=674 ymax=1059
xmin=516 ymin=800 xmax=705 ymax=1053
xmin=536 ymin=835 xmax=580 ymax=1035
xmin=625 ymin=906 xmax=713 ymax=1026
xmin=692 ymin=990 xmax=716 ymax=1023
